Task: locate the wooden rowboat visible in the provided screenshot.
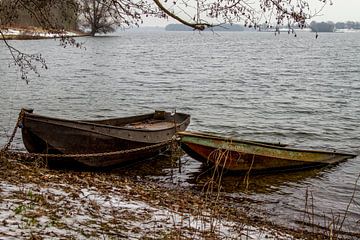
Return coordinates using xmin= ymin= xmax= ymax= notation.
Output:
xmin=178 ymin=131 xmax=357 ymax=172
xmin=20 ymin=109 xmax=190 ymax=167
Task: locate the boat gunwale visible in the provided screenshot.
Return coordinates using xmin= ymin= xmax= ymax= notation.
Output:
xmin=23 ymin=111 xmax=191 ymax=133
xmin=179 ymin=142 xmax=333 ymax=172
xmin=178 ymin=131 xmax=357 ymax=158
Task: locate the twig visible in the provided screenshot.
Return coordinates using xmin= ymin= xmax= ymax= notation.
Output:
xmin=0 ymin=30 xmax=47 ymax=83
xmin=337 ymin=173 xmax=360 ymax=234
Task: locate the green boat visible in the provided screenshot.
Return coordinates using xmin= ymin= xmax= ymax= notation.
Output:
xmin=178 ymin=131 xmax=357 ymax=172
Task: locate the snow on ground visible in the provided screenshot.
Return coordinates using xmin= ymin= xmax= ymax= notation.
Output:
xmin=0 ymin=180 xmax=291 ymax=239
xmin=0 ymin=27 xmax=83 ymax=38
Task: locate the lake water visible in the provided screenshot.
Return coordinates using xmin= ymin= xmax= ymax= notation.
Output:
xmin=1 ymin=31 xmax=359 ymax=234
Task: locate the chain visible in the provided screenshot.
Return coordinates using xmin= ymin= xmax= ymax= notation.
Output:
xmin=0 ymin=109 xmax=24 ymax=154
xmin=1 ymin=109 xmax=178 ymax=161
xmin=8 ymin=140 xmax=173 ymax=160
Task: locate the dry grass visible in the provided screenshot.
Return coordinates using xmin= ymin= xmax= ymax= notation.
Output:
xmin=200 ymin=145 xmax=360 ymax=240
xmin=0 ymin=156 xmax=175 ymax=238
xmin=296 ymin=174 xmax=360 ymax=240
xmin=1 ymin=148 xmax=358 ymax=239
xmin=0 ymin=153 xmax=284 ymax=239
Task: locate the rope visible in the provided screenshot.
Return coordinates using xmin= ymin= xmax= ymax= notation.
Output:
xmin=1 ymin=109 xmax=176 ymax=160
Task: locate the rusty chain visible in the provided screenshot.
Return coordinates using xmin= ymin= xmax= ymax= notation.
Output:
xmin=1 ymin=109 xmax=176 ymax=160
xmin=0 ymin=109 xmax=25 ymax=154
xmin=6 ymin=140 xmax=172 ymax=160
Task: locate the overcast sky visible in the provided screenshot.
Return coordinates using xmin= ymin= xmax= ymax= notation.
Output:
xmin=142 ymin=0 xmax=360 ymax=26
xmin=317 ymin=0 xmax=360 ymax=22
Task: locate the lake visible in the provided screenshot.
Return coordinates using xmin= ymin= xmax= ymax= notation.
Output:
xmin=1 ymin=30 xmax=359 ymax=234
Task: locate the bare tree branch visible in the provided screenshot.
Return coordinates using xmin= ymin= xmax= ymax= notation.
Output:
xmin=0 ymin=0 xmax=333 ymax=81
xmin=0 ymin=30 xmax=47 ymax=83
xmin=153 ymin=0 xmax=212 ymax=30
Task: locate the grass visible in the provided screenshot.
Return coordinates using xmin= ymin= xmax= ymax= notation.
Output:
xmin=1 ymin=147 xmax=359 ymax=239
xmin=204 ymin=145 xmax=360 ymax=239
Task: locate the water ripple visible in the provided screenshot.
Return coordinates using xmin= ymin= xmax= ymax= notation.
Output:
xmin=1 ymin=31 xmax=359 ymax=233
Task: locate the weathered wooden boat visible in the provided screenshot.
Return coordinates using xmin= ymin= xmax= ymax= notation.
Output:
xmin=178 ymin=131 xmax=357 ymax=172
xmin=20 ymin=109 xmax=190 ymax=167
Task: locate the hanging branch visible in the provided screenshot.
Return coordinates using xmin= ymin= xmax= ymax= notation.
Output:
xmin=0 ymin=30 xmax=47 ymax=83
xmin=0 ymin=0 xmax=333 ymax=82
xmin=152 ymin=0 xmax=213 ymax=30
xmin=153 ymin=0 xmax=332 ymax=31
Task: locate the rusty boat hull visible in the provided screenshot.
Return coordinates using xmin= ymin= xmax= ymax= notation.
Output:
xmin=21 ymin=109 xmax=190 ymax=167
xmin=178 ymin=131 xmax=357 ymax=172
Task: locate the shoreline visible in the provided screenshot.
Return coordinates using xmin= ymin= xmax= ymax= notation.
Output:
xmin=4 ymin=152 xmax=358 ymax=239
xmin=0 ymin=26 xmax=90 ymax=40
xmin=0 ymin=154 xmax=301 ymax=239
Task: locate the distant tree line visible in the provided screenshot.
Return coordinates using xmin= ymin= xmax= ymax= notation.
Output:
xmin=0 ymin=0 xmax=338 ymax=82
xmin=3 ymin=1 xmax=356 ymax=36
xmin=165 ymin=24 xmax=244 ymax=32
xmin=0 ymin=0 xmax=78 ymax=31
xmin=0 ymin=0 xmax=149 ymax=36
xmin=310 ymin=21 xmax=360 ymax=32
xmin=1 ymin=0 xmax=343 ymax=36
xmin=335 ymin=21 xmax=360 ymax=30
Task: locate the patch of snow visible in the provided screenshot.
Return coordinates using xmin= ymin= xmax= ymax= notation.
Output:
xmin=2 ymin=29 xmax=21 ymax=35
xmin=0 ymin=28 xmax=83 ymax=38
xmin=0 ymin=181 xmax=291 ymax=239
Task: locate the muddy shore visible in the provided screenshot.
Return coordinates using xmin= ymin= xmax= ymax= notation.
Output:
xmin=3 ymin=151 xmax=352 ymax=240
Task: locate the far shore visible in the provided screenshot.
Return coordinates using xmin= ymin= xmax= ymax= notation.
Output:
xmin=0 ymin=26 xmax=90 ymax=40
